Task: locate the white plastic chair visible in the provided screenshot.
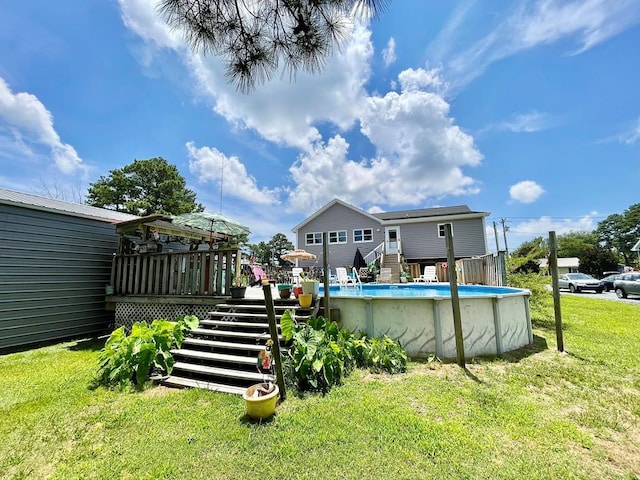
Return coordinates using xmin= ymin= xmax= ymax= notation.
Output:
xmin=336 ymin=267 xmax=357 ymax=286
xmin=291 ymin=267 xmax=304 ymax=285
xmin=414 ymin=265 xmax=438 ymax=283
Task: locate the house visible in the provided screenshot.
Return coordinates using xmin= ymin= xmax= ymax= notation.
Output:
xmin=539 ymin=257 xmax=580 ymax=274
xmin=0 ymin=188 xmax=138 ymax=351
xmin=292 ymin=198 xmax=490 ymax=281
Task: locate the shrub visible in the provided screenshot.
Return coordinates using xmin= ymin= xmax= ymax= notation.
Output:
xmin=507 ymin=272 xmax=553 ymax=328
xmin=93 ymin=315 xmax=199 ymax=390
xmin=280 ymin=310 xmax=407 ymax=394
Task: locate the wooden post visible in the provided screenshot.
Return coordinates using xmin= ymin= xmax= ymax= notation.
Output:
xmin=445 ymin=224 xmax=465 ymax=368
xmin=262 ymin=284 xmax=286 ymax=401
xmin=548 ymin=231 xmax=564 ymax=352
xmin=322 ymin=232 xmax=330 ymax=319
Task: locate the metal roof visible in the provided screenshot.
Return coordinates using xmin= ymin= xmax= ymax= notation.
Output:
xmin=0 ymin=187 xmax=138 ymax=223
xmin=372 ymin=205 xmax=480 ymax=220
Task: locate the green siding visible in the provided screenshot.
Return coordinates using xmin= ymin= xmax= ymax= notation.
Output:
xmin=0 ymin=203 xmax=119 ymax=350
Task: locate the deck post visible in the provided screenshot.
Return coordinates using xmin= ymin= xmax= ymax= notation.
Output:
xmin=263 ymin=284 xmax=287 ymax=401
xmin=445 ymin=224 xmax=465 ymax=368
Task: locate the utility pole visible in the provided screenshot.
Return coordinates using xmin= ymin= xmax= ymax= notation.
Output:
xmin=500 ymin=218 xmax=509 ymax=256
xmin=493 ymin=221 xmax=501 ymax=253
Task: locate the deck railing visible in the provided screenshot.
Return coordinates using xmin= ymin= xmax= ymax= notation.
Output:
xmin=109 ymin=248 xmax=240 ymax=297
xmin=363 ymin=242 xmax=385 ymax=266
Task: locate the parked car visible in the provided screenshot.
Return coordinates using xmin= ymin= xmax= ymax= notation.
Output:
xmin=613 ymin=272 xmax=640 ymax=299
xmin=558 ymin=273 xmax=603 ymax=293
xmin=600 ymin=273 xmax=622 ymax=292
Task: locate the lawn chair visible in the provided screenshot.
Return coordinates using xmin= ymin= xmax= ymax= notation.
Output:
xmin=336 ymin=267 xmax=357 ymax=286
xmin=290 ymin=267 xmax=304 ymax=285
xmin=252 ymin=265 xmax=275 ymax=286
xmin=414 ymin=265 xmax=438 ymax=283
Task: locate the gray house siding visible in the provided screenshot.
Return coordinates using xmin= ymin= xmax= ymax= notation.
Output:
xmin=295 ymin=202 xmax=384 ymax=270
xmin=400 ymin=218 xmax=488 ymax=261
xmin=0 ymin=203 xmax=119 ymax=350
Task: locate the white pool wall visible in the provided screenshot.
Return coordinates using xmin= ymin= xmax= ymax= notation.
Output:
xmin=331 ymin=290 xmax=532 ymax=359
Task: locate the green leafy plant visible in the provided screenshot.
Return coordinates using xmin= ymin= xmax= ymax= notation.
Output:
xmin=93 ymin=315 xmax=199 ymax=389
xmin=280 ymin=311 xmax=407 ymax=393
xmin=361 ymin=335 xmax=408 ymax=374
xmin=232 ymin=274 xmax=250 ymax=287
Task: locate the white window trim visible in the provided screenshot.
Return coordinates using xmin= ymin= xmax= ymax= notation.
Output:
xmin=438 ymin=223 xmax=453 ymax=238
xmin=353 ymin=228 xmax=374 ymax=243
xmin=305 ymin=232 xmax=323 ymax=245
xmin=328 ymin=230 xmax=347 ymax=244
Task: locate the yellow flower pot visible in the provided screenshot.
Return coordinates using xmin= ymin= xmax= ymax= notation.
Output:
xmin=298 ymin=293 xmax=313 ymax=308
xmin=243 ymin=383 xmax=279 ymax=420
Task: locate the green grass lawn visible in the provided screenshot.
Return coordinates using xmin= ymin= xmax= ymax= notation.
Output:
xmin=1 ymin=296 xmax=639 ymax=479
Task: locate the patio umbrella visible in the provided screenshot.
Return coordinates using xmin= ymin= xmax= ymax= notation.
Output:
xmin=172 ymin=212 xmax=250 ymax=239
xmin=353 ymin=248 xmax=367 ymax=270
xmin=280 ymin=249 xmax=317 ymax=263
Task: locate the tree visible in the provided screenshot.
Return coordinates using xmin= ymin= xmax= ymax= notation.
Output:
xmin=158 ymin=0 xmax=388 ymax=92
xmin=87 ymin=157 xmax=204 ymax=216
xmin=597 ymin=204 xmax=640 ymax=266
xmin=268 ymin=233 xmax=295 ymax=267
xmin=509 ymin=236 xmax=547 ymax=273
xmin=247 ymin=233 xmax=294 ymax=266
xmin=246 ymin=241 xmax=271 ymax=265
xmin=557 ymin=231 xmax=599 ymax=259
xmin=557 ymin=231 xmax=619 ymax=277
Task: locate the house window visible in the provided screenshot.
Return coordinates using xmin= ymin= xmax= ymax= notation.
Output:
xmin=438 ymin=223 xmax=453 ymax=238
xmin=329 ymin=230 xmax=347 ymax=244
xmin=305 ymin=232 xmax=323 ymax=245
xmin=353 ymin=228 xmax=373 ymax=243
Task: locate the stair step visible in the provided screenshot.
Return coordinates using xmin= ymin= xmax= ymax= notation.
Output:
xmin=215 ymin=303 xmax=298 ymax=311
xmin=172 ymin=348 xmax=257 ymax=365
xmin=162 ymin=376 xmax=248 ymax=395
xmin=191 ymin=327 xmax=281 ymax=341
xmin=202 ymin=318 xmax=272 ymax=328
xmin=209 ymin=311 xmax=273 ymax=319
xmin=182 ymin=338 xmax=266 ymax=352
xmin=172 ymin=361 xmax=274 ymax=382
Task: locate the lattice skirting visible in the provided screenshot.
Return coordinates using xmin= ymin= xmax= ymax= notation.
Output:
xmin=115 ymin=303 xmax=213 ymax=330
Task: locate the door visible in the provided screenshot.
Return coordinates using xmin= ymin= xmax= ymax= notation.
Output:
xmin=385 ymin=226 xmax=400 ymax=254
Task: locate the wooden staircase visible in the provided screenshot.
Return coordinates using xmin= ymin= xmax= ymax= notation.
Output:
xmin=381 ymin=254 xmax=403 ymax=283
xmin=162 ymin=299 xmax=313 ymax=395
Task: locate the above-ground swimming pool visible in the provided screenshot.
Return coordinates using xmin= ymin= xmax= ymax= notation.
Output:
xmin=321 ymin=283 xmax=532 ymax=359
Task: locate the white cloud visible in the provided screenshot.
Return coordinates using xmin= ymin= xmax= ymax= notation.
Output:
xmin=432 ymin=0 xmax=640 ymax=89
xmin=288 ymin=71 xmax=483 ymax=214
xmin=117 ymin=0 xmax=182 ymax=49
xmin=382 ymin=37 xmax=396 ymax=66
xmin=509 ymin=180 xmax=545 ymax=203
xmin=0 ymin=76 xmax=85 ymax=175
xmin=621 ymin=116 xmax=640 ymax=145
xmin=119 ymin=3 xmax=484 ymax=215
xmin=507 ymin=212 xmax=599 ymax=249
xmin=186 ymin=142 xmax=280 ymax=206
xmin=507 ymin=212 xmax=598 ymax=239
xmin=484 ymin=111 xmax=555 ymax=134
xmin=397 ymin=67 xmax=447 ymax=93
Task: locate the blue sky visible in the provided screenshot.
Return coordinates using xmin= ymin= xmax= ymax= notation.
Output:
xmin=1 ymin=0 xmax=639 ymax=250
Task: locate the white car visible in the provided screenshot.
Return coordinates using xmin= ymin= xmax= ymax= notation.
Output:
xmin=558 ymin=273 xmax=603 ymax=293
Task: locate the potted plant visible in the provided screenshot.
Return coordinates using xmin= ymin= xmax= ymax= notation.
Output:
xmin=243 ymin=382 xmax=279 ymax=420
xmin=300 ymin=273 xmax=320 ymax=298
xmin=230 ymin=274 xmax=249 ymax=299
xmin=298 ymin=292 xmax=313 ymax=308
xmin=278 ymin=283 xmax=293 ymax=299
